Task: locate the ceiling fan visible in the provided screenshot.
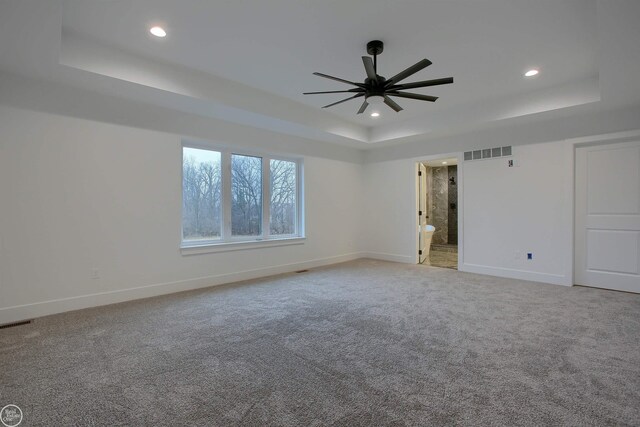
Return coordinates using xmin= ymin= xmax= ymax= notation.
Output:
xmin=304 ymin=40 xmax=453 ymax=114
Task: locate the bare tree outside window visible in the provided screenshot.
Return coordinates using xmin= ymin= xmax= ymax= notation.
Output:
xmin=182 ymin=147 xmax=222 ymax=240
xmin=231 ymin=154 xmax=262 ymax=236
xmin=270 ymin=160 xmax=297 ymax=235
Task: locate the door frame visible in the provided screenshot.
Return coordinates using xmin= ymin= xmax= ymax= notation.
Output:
xmin=414 ymin=152 xmax=464 ymax=267
xmin=418 ymin=162 xmax=428 ymax=264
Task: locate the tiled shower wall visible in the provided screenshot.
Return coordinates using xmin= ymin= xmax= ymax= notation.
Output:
xmin=448 ymin=165 xmax=458 ymax=244
xmin=426 ymin=165 xmax=458 ymax=245
xmin=429 ymin=166 xmax=449 ymax=244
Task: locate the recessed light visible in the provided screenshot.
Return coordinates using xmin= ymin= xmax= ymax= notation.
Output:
xmin=150 ymin=26 xmax=167 ymax=38
xmin=442 ymin=161 xmax=447 ymax=165
xmin=370 ymin=112 xmax=380 ymax=117
xmin=524 ymin=69 xmax=539 ymax=77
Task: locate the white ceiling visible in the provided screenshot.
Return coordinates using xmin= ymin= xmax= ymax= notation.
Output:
xmin=423 ymin=158 xmax=457 ymax=168
xmin=61 ymin=0 xmax=597 ymax=126
xmin=0 ymin=0 xmax=639 ymax=148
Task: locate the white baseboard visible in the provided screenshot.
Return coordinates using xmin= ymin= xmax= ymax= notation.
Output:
xmin=361 ymin=252 xmax=415 ymax=264
xmin=0 ymin=255 xmax=573 ymax=325
xmin=460 ymin=263 xmax=571 ymax=286
xmin=0 ymin=252 xmax=363 ymax=325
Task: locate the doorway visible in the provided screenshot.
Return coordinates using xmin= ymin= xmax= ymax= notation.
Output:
xmin=417 ymin=157 xmax=459 ymax=269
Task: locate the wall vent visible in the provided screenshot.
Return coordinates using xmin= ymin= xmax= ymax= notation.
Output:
xmin=464 ymin=146 xmax=512 ymax=161
xmin=0 ymin=320 xmax=32 ymax=329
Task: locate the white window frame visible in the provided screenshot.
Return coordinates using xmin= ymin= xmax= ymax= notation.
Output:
xmin=180 ymin=141 xmax=305 ymax=255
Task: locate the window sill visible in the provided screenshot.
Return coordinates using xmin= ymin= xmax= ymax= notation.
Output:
xmin=180 ymin=236 xmax=305 ymax=256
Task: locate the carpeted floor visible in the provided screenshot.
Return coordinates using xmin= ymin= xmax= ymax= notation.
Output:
xmin=1 ymin=259 xmax=639 ymax=426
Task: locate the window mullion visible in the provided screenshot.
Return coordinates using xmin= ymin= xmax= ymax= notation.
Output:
xmin=262 ymin=157 xmax=270 ymax=239
xmin=222 ymin=151 xmax=232 ymax=240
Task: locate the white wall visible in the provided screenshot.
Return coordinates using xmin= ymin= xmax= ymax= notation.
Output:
xmin=362 ymin=141 xmax=575 ymax=286
xmin=462 ymin=142 xmax=574 ymax=285
xmin=0 ymin=105 xmax=364 ymax=323
xmin=362 ymin=159 xmax=417 ymax=264
xmin=2 ymin=98 xmax=639 ymax=325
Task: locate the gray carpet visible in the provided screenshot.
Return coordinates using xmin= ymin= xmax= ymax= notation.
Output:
xmin=1 ymin=259 xmax=639 ymax=426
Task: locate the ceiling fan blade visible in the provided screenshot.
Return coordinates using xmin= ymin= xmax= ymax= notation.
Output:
xmin=388 ymin=77 xmax=454 ymax=91
xmin=313 ymin=72 xmax=366 ymax=88
xmin=385 ymin=59 xmax=433 ymax=86
xmin=387 ymin=92 xmax=438 ymax=102
xmin=383 ymin=95 xmax=403 ymax=112
xmin=321 ymin=93 xmax=364 ymax=109
xmin=357 ymin=100 xmax=369 ymax=114
xmin=362 ymin=56 xmax=378 ymax=82
xmin=303 ymin=89 xmax=364 ymax=95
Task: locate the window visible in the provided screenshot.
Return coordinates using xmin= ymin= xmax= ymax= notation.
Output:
xmin=231 ymin=154 xmax=262 ymax=237
xmin=182 ymin=147 xmax=222 ymax=241
xmin=270 ymin=159 xmax=297 ymax=236
xmin=182 ymin=144 xmax=302 ymax=248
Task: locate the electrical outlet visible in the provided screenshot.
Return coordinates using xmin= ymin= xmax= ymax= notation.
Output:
xmin=527 ymin=253 xmax=533 ymax=260
xmin=90 ymin=269 xmax=100 ymax=279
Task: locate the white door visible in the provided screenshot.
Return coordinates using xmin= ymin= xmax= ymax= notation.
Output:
xmin=575 ymin=140 xmax=640 ymax=293
xmin=418 ymin=163 xmax=428 ymax=263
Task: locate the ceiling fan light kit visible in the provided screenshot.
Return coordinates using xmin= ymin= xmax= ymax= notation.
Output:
xmin=304 ymin=40 xmax=453 ymax=114
xmin=366 ymin=94 xmax=384 ymax=105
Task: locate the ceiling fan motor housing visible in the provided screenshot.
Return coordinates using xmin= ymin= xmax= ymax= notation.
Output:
xmin=365 ymin=75 xmax=386 ymax=96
